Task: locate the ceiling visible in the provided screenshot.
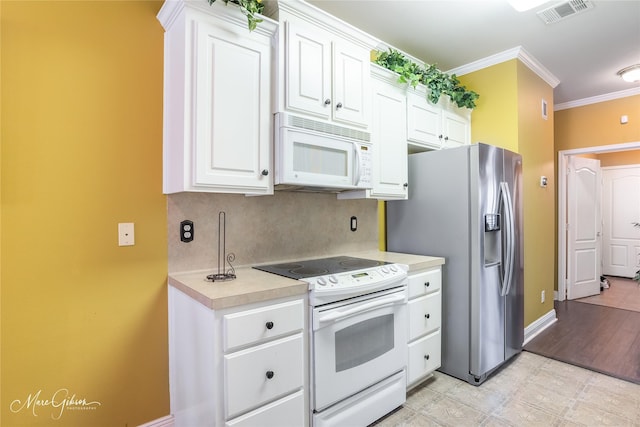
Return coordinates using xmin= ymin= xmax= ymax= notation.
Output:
xmin=307 ymin=0 xmax=640 ymax=107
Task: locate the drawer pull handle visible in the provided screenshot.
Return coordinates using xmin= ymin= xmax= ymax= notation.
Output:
xmin=425 ymin=282 xmax=430 ymax=287
xmin=425 ymin=313 xmax=430 ymax=319
xmin=265 ymin=321 xmax=274 ymax=330
xmin=266 ymin=370 xmax=274 ymax=379
xmin=424 ymin=355 xmax=430 ymax=360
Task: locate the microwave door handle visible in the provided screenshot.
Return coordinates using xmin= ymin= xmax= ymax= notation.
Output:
xmin=354 ymin=142 xmax=362 ymax=186
xmin=315 ymin=292 xmax=405 ymax=328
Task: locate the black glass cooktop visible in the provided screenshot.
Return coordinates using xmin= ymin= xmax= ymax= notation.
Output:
xmin=253 ymin=256 xmax=390 ymax=280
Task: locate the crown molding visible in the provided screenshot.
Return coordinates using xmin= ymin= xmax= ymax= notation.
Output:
xmin=554 ymin=87 xmax=640 ymax=111
xmin=447 ymin=46 xmax=560 ymax=89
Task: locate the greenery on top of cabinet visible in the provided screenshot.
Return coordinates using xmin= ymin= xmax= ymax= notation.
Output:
xmin=373 ymin=48 xmax=480 ymax=110
xmin=208 ymin=0 xmax=264 ymax=31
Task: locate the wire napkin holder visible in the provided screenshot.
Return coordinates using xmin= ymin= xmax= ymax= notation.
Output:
xmin=206 ymin=211 xmax=236 ymax=282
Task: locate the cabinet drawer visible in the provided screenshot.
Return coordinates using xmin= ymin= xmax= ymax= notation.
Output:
xmin=225 ymin=334 xmax=304 ymax=419
xmin=408 ymin=268 xmax=441 ymax=299
xmin=224 ymin=299 xmax=304 ymax=351
xmin=226 ymin=389 xmax=305 ymax=427
xmin=408 ymin=292 xmax=441 ymax=340
xmin=408 ymin=331 xmax=441 ymax=385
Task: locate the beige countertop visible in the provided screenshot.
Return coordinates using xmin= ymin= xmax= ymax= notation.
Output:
xmin=168 ymin=250 xmax=445 ymax=310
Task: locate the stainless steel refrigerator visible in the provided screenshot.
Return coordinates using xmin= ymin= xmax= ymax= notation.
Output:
xmin=387 ymin=143 xmax=523 ymax=385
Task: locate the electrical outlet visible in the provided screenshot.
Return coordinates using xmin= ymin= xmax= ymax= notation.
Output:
xmin=180 ymin=220 xmax=194 ymax=242
xmin=118 ymin=222 xmax=135 ymax=246
xmin=541 ymin=290 xmax=546 ymax=303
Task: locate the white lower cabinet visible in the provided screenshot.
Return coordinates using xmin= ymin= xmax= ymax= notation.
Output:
xmin=168 ymin=286 xmax=307 ymax=426
xmin=225 ymin=334 xmax=304 ymax=419
xmin=406 ymin=267 xmax=442 ymax=389
xmin=226 ymin=390 xmax=305 ymax=427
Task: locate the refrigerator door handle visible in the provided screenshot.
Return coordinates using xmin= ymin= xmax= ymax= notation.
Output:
xmin=500 ymin=182 xmax=516 ymax=297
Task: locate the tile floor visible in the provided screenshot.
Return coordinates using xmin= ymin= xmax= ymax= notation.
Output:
xmin=373 ymin=352 xmax=640 ymax=426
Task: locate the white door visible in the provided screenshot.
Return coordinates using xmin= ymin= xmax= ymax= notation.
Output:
xmin=194 ymin=21 xmax=271 ymax=193
xmin=369 ymin=78 xmax=408 ymax=199
xmin=602 ymin=166 xmax=640 ymax=277
xmin=332 ymin=40 xmax=370 ymax=128
xmin=567 ymin=156 xmax=602 ymax=299
xmin=285 ymin=21 xmax=331 ymax=120
xmin=441 ymin=110 xmax=470 ymax=149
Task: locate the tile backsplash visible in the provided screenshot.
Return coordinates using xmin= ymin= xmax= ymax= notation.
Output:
xmin=168 ymin=191 xmax=379 ymax=272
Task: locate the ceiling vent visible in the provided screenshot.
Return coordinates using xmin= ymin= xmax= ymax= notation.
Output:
xmin=537 ymin=0 xmax=595 ymax=24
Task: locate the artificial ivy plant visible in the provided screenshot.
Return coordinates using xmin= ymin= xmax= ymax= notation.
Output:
xmin=208 ymin=0 xmax=264 ymax=31
xmin=373 ymin=48 xmax=480 ymax=110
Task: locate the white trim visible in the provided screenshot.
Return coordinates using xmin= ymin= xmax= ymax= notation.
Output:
xmin=448 ymin=46 xmax=560 ymax=89
xmin=523 ymin=309 xmax=557 ymax=346
xmin=138 ymin=415 xmax=174 ymax=427
xmin=555 ymin=87 xmax=640 ymax=111
xmin=557 ymin=141 xmax=640 ymax=302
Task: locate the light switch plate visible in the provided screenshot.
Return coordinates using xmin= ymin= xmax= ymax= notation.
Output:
xmin=118 ymin=222 xmax=135 ymax=246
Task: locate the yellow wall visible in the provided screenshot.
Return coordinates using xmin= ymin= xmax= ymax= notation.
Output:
xmin=597 ymin=150 xmax=640 ymax=167
xmin=515 ymin=62 xmax=555 ymax=326
xmin=460 ymin=59 xmax=556 ymax=327
xmin=462 ymin=60 xmax=519 ymax=152
xmin=555 ymin=95 xmax=640 ymax=151
xmin=1 ymin=2 xmax=168 ymax=426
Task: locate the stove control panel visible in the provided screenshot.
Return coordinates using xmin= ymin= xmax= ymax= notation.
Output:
xmin=307 ymin=263 xmax=406 ymax=292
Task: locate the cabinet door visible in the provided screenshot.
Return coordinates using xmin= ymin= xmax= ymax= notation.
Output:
xmin=194 ymin=21 xmax=272 ymax=193
xmin=441 ymin=109 xmax=470 ymax=148
xmin=407 ymin=91 xmax=441 ymax=149
xmin=369 ymin=80 xmax=408 ymax=199
xmin=225 ymin=334 xmax=304 ymax=419
xmin=285 ymin=21 xmax=331 ymax=120
xmin=332 ymin=40 xmax=371 ymax=128
xmin=408 ymin=292 xmax=441 ymax=340
xmin=407 ymin=331 xmax=441 ymax=385
xmin=226 ymin=390 xmax=305 ymax=427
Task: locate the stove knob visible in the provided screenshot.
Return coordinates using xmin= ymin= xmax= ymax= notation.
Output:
xmin=389 ymin=264 xmax=398 ymax=272
xmin=381 ymin=266 xmax=389 ymax=274
xmin=328 ymin=275 xmax=338 ymax=284
xmin=317 ymin=278 xmax=327 ymax=286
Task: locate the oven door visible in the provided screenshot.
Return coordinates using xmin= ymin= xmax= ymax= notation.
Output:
xmin=312 ymin=286 xmax=407 ymax=411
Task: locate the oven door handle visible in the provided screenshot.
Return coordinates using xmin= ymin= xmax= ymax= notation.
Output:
xmin=315 ymin=292 xmax=406 ymax=328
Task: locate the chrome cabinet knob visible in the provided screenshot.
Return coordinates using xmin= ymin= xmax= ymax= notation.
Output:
xmin=336 ymin=102 xmax=343 ymax=109
xmin=266 ymin=370 xmax=274 ymax=379
xmin=261 ymin=169 xmax=269 ymax=176
xmin=324 ymin=99 xmax=331 ymax=105
xmin=265 ymin=321 xmax=274 ymax=330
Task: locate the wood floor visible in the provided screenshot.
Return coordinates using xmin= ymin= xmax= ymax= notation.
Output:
xmin=577 ymin=275 xmax=640 ymax=312
xmin=524 ymin=298 xmax=640 ymax=384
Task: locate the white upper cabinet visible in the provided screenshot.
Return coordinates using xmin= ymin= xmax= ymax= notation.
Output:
xmin=339 ymin=66 xmax=408 ymax=201
xmin=275 ymin=1 xmax=376 ymax=130
xmin=158 ymin=0 xmax=277 ymax=195
xmin=407 ymin=86 xmax=471 ymax=151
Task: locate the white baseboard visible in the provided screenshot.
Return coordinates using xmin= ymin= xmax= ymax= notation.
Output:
xmin=138 ymin=415 xmax=174 ymax=427
xmin=523 ymin=308 xmax=557 ymax=346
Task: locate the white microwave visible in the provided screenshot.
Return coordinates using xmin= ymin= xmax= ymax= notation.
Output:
xmin=275 ymin=113 xmax=373 ymax=191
